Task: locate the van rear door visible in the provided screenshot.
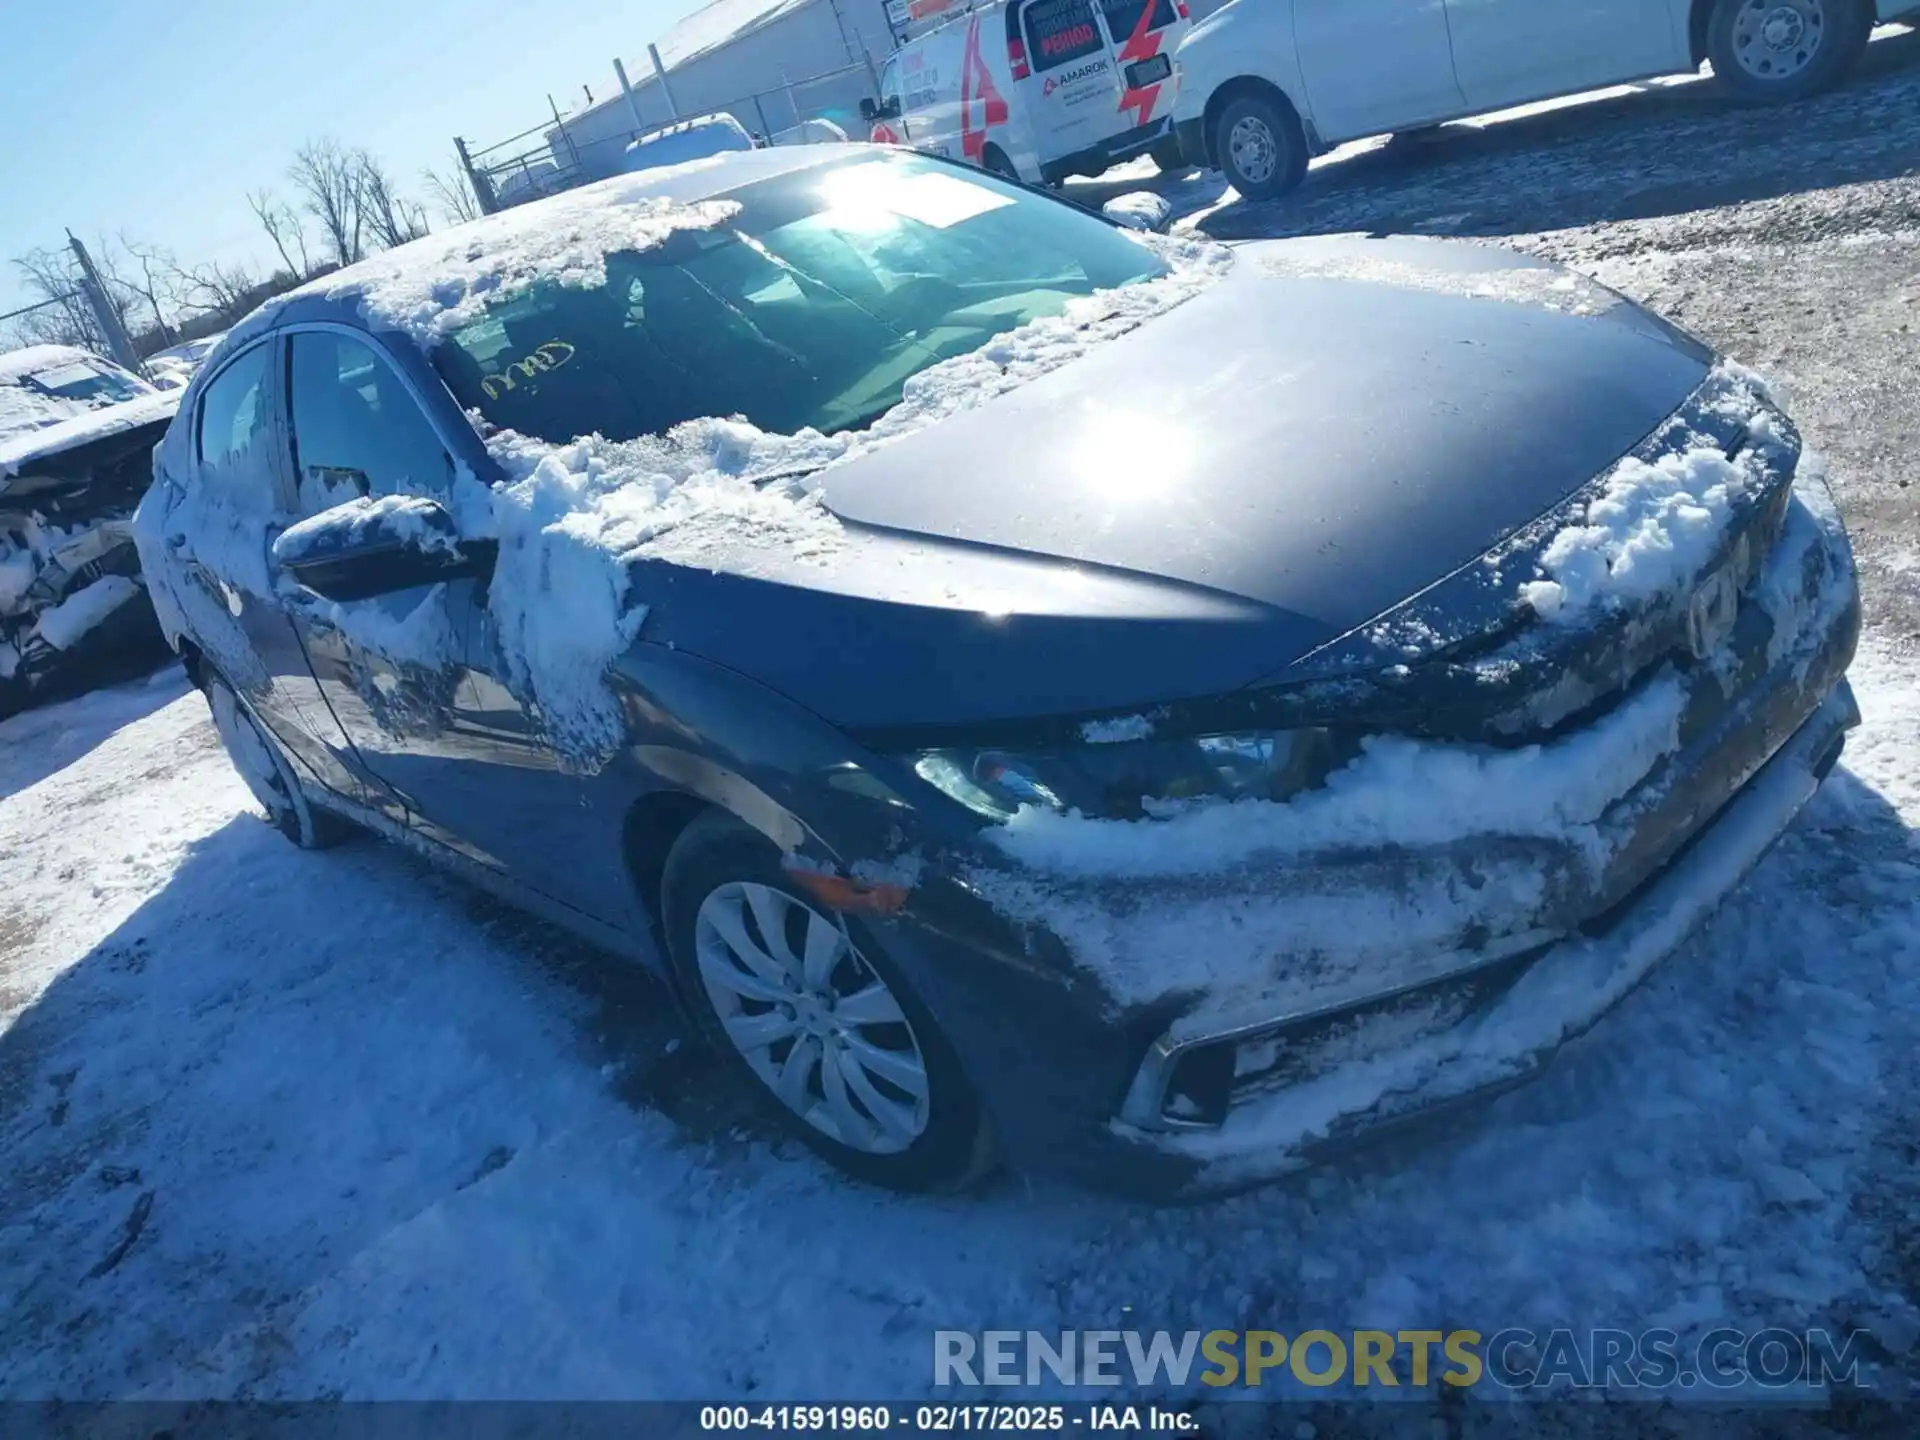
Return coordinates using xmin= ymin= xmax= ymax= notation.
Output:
xmin=1092 ymin=0 xmax=1183 ymax=134
xmin=1015 ymin=0 xmax=1125 ymax=162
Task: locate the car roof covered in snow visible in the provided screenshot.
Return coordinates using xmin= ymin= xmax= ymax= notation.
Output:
xmin=0 ymin=344 xmax=97 ymax=384
xmin=240 ymin=146 xmax=857 ymax=350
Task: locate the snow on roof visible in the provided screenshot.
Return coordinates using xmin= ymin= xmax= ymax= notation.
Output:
xmin=651 ymin=0 xmax=814 ymax=69
xmin=0 ymin=344 xmax=93 ymax=383
xmin=288 ymin=170 xmax=743 ymax=345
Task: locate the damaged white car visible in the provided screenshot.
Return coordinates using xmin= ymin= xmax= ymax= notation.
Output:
xmin=0 ymin=345 xmax=178 ymax=716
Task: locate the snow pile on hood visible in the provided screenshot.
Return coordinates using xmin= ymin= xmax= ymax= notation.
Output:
xmin=1520 ymin=361 xmax=1778 ymax=624
xmin=455 ymin=231 xmax=1233 ymax=764
xmin=294 ymin=183 xmax=742 ymax=344
xmin=994 ymin=668 xmax=1686 ymax=880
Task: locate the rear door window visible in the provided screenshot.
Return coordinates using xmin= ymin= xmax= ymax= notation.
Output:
xmin=1097 ymin=0 xmax=1177 ymax=44
xmin=1022 ymin=0 xmax=1105 ymax=70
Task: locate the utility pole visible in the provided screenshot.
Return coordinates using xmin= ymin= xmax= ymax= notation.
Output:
xmin=453 ymin=137 xmax=500 ymax=216
xmin=66 ymin=232 xmax=141 ymax=372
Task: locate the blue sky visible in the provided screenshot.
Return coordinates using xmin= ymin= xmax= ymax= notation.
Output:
xmin=0 ymin=0 xmax=701 ymax=315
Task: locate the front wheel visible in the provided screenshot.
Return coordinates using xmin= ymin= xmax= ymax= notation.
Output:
xmin=660 ymin=812 xmax=995 ymax=1193
xmin=1707 ymin=0 xmax=1870 ymax=103
xmin=1211 ymin=91 xmax=1308 ymax=202
xmin=201 ymin=670 xmax=350 ymax=849
xmin=1149 ymin=138 xmax=1188 ymax=173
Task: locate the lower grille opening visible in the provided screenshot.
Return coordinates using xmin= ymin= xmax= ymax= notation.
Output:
xmin=1158 ymin=946 xmax=1547 ymax=1127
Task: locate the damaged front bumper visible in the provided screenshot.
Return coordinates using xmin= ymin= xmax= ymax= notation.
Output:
xmin=1094 ymin=485 xmax=1862 ymax=1193
xmin=904 ymin=473 xmax=1862 ymax=1199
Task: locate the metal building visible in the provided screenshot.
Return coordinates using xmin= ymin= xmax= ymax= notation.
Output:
xmin=544 ymin=0 xmax=895 ymax=186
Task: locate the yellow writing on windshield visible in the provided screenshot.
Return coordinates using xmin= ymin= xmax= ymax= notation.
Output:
xmin=480 ymin=339 xmax=576 ymax=400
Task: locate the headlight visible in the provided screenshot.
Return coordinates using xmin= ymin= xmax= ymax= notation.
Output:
xmin=911 ymin=728 xmax=1352 ymax=821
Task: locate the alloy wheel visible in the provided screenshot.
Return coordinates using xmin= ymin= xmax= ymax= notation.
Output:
xmin=694 ymin=881 xmax=931 ymax=1155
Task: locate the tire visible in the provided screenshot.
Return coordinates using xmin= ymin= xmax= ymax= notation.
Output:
xmin=660 ymin=811 xmax=995 ymax=1193
xmin=1707 ymin=0 xmax=1870 ymax=103
xmin=1149 ymin=138 xmax=1188 ymax=173
xmin=1211 ymin=89 xmax=1309 ymax=202
xmin=980 ymin=144 xmax=1020 ymax=181
xmin=200 ymin=670 xmax=351 ymax=850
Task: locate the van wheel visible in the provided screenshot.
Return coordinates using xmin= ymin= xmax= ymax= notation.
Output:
xmin=980 ymin=145 xmax=1020 ymax=181
xmin=1149 ymin=138 xmax=1188 ymax=173
xmin=1212 ymin=90 xmax=1308 ymax=202
xmin=1707 ymin=0 xmax=1870 ymax=103
xmin=660 ymin=812 xmax=996 ymax=1194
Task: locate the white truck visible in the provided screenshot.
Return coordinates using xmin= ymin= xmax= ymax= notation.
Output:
xmin=1171 ymin=0 xmax=1920 ymax=200
xmin=863 ymin=0 xmax=1196 ymax=186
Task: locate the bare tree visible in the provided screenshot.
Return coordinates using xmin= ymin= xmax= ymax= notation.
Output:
xmin=352 ymin=149 xmax=430 ymax=251
xmin=422 ymin=159 xmax=482 ymax=226
xmin=247 ymin=188 xmax=312 ymax=280
xmin=10 ymin=247 xmax=111 ymax=351
xmin=168 ymin=258 xmax=262 ymax=319
xmin=118 ymin=234 xmax=180 ymax=346
xmin=289 ymin=138 xmax=364 ymax=268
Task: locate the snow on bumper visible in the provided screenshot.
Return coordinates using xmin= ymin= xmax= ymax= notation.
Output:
xmin=974 ymin=478 xmax=1860 ymax=1191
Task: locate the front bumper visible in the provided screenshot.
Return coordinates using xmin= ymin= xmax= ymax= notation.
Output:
xmin=1127 ymin=673 xmax=1856 ymax=1190
xmin=1175 ymin=115 xmax=1209 ymax=170
xmin=893 ymin=478 xmax=1860 ymax=1198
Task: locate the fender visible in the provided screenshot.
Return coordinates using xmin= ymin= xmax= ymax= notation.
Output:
xmin=1171 ymin=2 xmax=1317 ymax=145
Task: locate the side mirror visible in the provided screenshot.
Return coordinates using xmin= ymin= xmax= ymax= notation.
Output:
xmin=859 ymin=98 xmax=878 ymax=121
xmin=273 ymin=495 xmax=497 ymax=603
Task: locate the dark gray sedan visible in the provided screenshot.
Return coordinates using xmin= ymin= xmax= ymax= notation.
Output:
xmin=135 ymin=146 xmax=1860 ymax=1198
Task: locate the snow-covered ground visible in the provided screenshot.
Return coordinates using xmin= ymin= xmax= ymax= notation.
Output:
xmin=6 ymin=28 xmax=1920 ymax=1414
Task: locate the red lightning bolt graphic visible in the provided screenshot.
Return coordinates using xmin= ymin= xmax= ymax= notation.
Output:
xmin=1115 ymin=0 xmax=1165 ymax=129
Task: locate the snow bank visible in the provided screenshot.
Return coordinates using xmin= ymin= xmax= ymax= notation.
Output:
xmin=1520 ymin=361 xmax=1778 ymax=623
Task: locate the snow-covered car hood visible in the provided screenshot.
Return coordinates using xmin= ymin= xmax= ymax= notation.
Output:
xmin=0 ymin=389 xmax=181 ymax=486
xmin=638 ymin=236 xmax=1717 ymax=732
xmin=818 ymin=235 xmax=1712 ymax=643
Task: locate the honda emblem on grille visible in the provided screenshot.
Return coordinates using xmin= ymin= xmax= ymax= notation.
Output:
xmin=1686 ymin=566 xmax=1740 ymax=660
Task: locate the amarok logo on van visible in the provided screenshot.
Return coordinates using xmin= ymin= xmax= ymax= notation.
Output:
xmin=1044 ymin=57 xmax=1110 ymax=94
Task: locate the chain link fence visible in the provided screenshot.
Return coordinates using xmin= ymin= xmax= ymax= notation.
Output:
xmin=459 ymin=54 xmax=882 ymax=214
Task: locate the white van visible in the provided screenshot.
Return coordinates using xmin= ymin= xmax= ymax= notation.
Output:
xmin=863 ymin=0 xmax=1195 ymax=186
xmin=1171 ymin=0 xmax=1920 ymax=202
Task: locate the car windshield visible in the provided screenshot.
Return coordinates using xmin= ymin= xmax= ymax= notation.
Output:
xmin=23 ymin=360 xmax=148 ymax=406
xmin=431 ymin=153 xmax=1166 ymax=443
